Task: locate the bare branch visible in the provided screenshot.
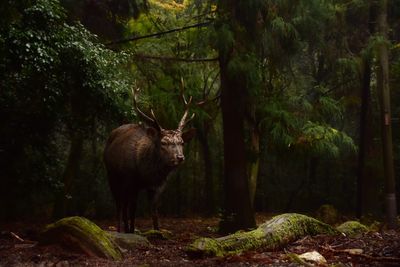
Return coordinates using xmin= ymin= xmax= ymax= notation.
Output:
xmin=106 ymin=21 xmax=211 ymax=45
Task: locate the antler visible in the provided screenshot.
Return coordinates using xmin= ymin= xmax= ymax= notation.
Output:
xmin=178 ymin=78 xmax=195 ymax=131
xmin=132 ymin=87 xmax=162 ymax=130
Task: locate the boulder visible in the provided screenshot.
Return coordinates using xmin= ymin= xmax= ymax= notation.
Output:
xmin=40 ymin=216 xmax=122 ymax=260
xmin=107 ymin=231 xmax=151 ymax=249
xmin=336 ymin=221 xmax=369 ymax=236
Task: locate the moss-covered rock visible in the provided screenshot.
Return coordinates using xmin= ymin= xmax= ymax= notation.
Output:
xmin=186 ymin=213 xmax=339 ymax=258
xmin=40 ymin=216 xmax=122 ymax=260
xmin=336 ymin=221 xmax=369 ymax=236
xmin=107 ymin=231 xmax=151 ymax=249
xmin=142 ymin=229 xmax=173 ymax=240
xmin=315 ymin=204 xmax=339 ymax=225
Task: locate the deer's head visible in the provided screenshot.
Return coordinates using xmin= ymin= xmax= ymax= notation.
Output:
xmin=133 ymin=88 xmax=196 ymax=167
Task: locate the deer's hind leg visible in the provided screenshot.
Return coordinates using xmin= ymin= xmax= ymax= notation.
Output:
xmin=128 ymin=191 xmax=138 ymax=233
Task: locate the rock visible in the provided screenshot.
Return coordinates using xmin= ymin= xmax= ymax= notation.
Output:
xmin=186 ymin=213 xmax=339 ymax=257
xmin=40 ymin=216 xmax=122 ymax=260
xmin=337 ymin=221 xmax=369 ymax=236
xmin=107 ymin=231 xmax=151 ymax=249
xmin=316 ymin=204 xmax=339 ymax=225
xmin=288 ymin=250 xmax=327 ymax=266
xmin=298 ymin=251 xmax=327 ymax=264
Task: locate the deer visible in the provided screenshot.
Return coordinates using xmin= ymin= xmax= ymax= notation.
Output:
xmin=103 ymin=88 xmax=196 ymax=233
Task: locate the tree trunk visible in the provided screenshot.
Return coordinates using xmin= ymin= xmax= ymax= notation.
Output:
xmin=376 ymin=0 xmax=398 ymax=229
xmin=198 ymin=122 xmax=215 ymax=215
xmin=247 ymin=118 xmax=260 ymax=208
xmin=54 ymin=132 xmax=83 ymax=218
xmin=217 ymin=0 xmax=256 ymax=234
xmin=219 ymin=55 xmax=256 ymax=233
xmin=357 ymin=58 xmax=381 ymax=218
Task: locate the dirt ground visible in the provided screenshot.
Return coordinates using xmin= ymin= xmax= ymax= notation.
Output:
xmin=1 ymin=214 xmax=400 ymax=266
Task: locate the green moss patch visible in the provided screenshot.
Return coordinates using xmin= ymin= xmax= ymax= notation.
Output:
xmin=142 ymin=229 xmax=173 ymax=240
xmin=40 ymin=216 xmax=123 ymax=260
xmin=337 ymin=221 xmax=369 ymax=236
xmin=187 ymin=213 xmax=339 ymax=258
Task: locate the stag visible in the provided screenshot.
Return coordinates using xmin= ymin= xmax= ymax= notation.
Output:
xmin=104 ymin=88 xmax=195 ymax=233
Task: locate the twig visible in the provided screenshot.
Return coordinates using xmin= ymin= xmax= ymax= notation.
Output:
xmin=321 ymin=245 xmax=400 ymax=263
xmin=10 ymin=232 xmax=24 ymax=242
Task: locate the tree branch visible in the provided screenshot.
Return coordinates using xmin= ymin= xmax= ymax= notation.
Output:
xmin=133 ymin=54 xmax=218 ymax=63
xmin=106 ymin=21 xmax=212 ymax=45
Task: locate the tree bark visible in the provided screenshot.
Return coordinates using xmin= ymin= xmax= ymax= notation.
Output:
xmin=376 ymin=0 xmax=398 ymax=229
xmin=53 ymin=132 xmax=84 ymax=218
xmin=217 ymin=0 xmax=256 ymax=233
xmin=198 ymin=122 xmax=215 ymax=215
xmin=248 ymin=126 xmax=260 ymax=208
xmin=356 ymin=57 xmax=381 ymax=218
xmin=219 ymin=54 xmax=256 ymax=233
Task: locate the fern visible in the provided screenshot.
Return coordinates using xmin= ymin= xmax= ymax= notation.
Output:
xmin=298 ymin=121 xmax=356 ymax=158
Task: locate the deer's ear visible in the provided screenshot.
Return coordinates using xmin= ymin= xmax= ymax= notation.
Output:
xmin=182 ymin=128 xmax=196 ymax=143
xmin=146 ymin=127 xmax=159 ymax=139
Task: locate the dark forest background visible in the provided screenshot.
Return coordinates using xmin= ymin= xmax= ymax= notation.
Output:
xmin=1 ymin=0 xmax=399 ymax=230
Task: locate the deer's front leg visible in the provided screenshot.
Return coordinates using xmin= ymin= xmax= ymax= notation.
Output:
xmin=147 ymin=182 xmax=167 ymax=230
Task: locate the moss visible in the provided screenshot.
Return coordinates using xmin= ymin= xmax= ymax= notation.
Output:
xmin=287 ymin=253 xmax=314 ymax=267
xmin=187 ymin=213 xmax=339 ymax=258
xmin=41 ymin=216 xmax=122 ymax=260
xmin=186 ymin=237 xmax=225 ymax=257
xmin=315 ymin=204 xmax=339 ymax=225
xmin=142 ymin=229 xmax=173 ymax=240
xmin=336 ymin=221 xmax=368 ymax=237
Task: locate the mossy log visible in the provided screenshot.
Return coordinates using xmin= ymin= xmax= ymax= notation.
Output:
xmin=186 ymin=213 xmax=339 ymax=257
xmin=40 ymin=216 xmax=123 ymax=260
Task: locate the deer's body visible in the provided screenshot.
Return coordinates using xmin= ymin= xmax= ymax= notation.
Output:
xmin=105 ymin=124 xmax=170 ymax=189
xmin=104 ymin=95 xmax=195 ymax=233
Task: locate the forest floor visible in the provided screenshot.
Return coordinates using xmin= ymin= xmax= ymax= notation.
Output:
xmin=1 ymin=214 xmax=400 ymax=266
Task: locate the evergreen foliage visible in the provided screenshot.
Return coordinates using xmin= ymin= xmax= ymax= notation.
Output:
xmin=0 ymin=0 xmax=132 ymax=219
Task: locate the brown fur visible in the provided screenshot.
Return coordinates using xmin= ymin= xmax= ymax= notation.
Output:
xmin=104 ymin=123 xmax=195 ymax=233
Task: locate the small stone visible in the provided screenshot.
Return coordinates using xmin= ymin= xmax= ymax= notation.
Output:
xmin=298 ymin=251 xmax=327 ymax=264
